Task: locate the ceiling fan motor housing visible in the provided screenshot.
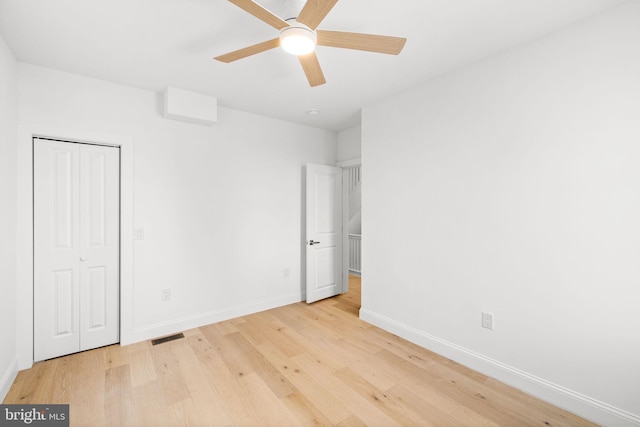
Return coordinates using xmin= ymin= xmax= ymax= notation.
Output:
xmin=279 ymin=20 xmax=317 ymax=55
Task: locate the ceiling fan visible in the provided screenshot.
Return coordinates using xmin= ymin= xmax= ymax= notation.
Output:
xmin=214 ymin=0 xmax=407 ymax=87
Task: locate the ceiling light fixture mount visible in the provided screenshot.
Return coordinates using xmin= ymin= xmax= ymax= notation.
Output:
xmin=279 ymin=20 xmax=317 ymax=56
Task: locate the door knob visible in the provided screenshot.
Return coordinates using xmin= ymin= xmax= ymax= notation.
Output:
xmin=308 ymin=240 xmax=320 ymax=245
xmin=80 ymin=257 xmax=87 ymax=261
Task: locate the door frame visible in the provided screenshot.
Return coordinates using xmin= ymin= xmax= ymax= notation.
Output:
xmin=16 ymin=123 xmax=134 ymax=369
xmin=337 ymin=158 xmax=361 ymax=296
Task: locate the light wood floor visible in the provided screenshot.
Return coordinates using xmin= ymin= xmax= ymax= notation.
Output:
xmin=5 ymin=275 xmax=595 ymax=426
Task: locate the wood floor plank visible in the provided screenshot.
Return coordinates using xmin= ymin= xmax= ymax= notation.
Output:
xmin=267 ymin=303 xmax=309 ymax=335
xmin=104 ymin=364 xmax=137 ymax=427
xmin=482 ymin=377 xmax=594 ymax=426
xmin=256 ymin=341 xmax=352 ymax=425
xmin=200 ymin=324 xmax=255 ymax=380
xmin=382 ymin=344 xmax=588 ymax=427
xmin=127 ymin=347 xmax=158 ymax=387
xmin=187 ymin=331 xmax=263 ymax=426
xmin=449 ymin=402 xmax=503 ymax=427
xmin=335 ymin=414 xmax=368 ymax=427
xmin=334 ymin=366 xmax=432 ymax=426
xmin=376 ymin=347 xmax=525 ymax=425
xmin=3 ymin=275 xmax=598 ymax=426
xmin=150 ymin=341 xmax=191 ymax=406
xmin=280 ymin=390 xmax=335 ymax=426
xmin=129 ymin=380 xmax=172 ymax=426
xmin=237 ymin=372 xmax=301 ymax=426
xmin=62 ymin=350 xmax=106 ymax=426
xmin=292 ymin=353 xmax=402 ymax=426
xmin=340 ymin=351 xmax=399 ymax=391
xmin=360 ymin=352 xmax=468 ymax=418
xmin=257 ymin=313 xmax=349 ymax=374
xmin=236 ymin=311 xmax=306 ymax=357
xmin=213 ymin=317 xmax=244 ymax=335
xmin=225 ymin=330 xmax=297 ymax=398
xmin=384 ymin=383 xmax=471 ymax=427
xmin=331 ymin=300 xmax=360 ymax=316
xmin=10 ymin=359 xmax=58 ymax=403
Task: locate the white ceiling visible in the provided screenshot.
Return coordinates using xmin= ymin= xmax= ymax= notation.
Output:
xmin=0 ymin=0 xmax=626 ymax=131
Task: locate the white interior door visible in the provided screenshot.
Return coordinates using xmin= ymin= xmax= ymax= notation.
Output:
xmin=306 ymin=163 xmax=343 ymax=303
xmin=34 ymin=138 xmax=120 ymax=361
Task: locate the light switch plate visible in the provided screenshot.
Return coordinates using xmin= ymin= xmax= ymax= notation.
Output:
xmin=134 ymin=227 xmax=144 ymax=240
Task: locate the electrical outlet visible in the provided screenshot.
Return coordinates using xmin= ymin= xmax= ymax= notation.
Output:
xmin=482 ymin=312 xmax=494 ymax=330
xmin=161 ymin=288 xmax=171 ymax=301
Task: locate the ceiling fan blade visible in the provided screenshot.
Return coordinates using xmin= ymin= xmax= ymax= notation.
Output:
xmin=229 ymin=0 xmax=289 ymax=30
xmin=296 ymin=0 xmax=339 ymax=30
xmin=299 ymin=52 xmax=326 ymax=87
xmin=214 ymin=38 xmax=280 ymax=63
xmin=317 ymin=30 xmax=406 ymax=55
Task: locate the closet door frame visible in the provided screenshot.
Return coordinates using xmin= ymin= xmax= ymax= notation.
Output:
xmin=16 ymin=124 xmax=134 ymax=370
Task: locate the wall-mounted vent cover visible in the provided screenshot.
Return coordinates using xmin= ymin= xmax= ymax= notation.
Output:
xmin=163 ymin=87 xmax=217 ymax=126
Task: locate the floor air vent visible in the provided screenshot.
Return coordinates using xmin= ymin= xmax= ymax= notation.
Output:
xmin=151 ymin=333 xmax=185 ymax=346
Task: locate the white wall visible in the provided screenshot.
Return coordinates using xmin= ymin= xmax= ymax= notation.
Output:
xmin=0 ymin=34 xmax=18 ymax=400
xmin=337 ymin=125 xmax=361 ymax=162
xmin=16 ymin=64 xmax=336 ymax=362
xmin=361 ymin=2 xmax=640 ymax=426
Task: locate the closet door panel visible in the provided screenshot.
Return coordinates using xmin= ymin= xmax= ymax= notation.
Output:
xmin=34 ymin=140 xmax=81 ymax=361
xmin=79 ymin=144 xmax=120 ymax=350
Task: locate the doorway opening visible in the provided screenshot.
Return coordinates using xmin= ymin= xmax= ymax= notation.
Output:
xmin=304 ymin=161 xmax=361 ymax=312
xmin=341 ymin=163 xmax=362 ymax=314
xmin=332 ymin=274 xmax=361 ymax=317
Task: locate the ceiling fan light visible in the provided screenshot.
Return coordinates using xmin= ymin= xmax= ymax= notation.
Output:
xmin=280 ymin=26 xmax=317 ymax=56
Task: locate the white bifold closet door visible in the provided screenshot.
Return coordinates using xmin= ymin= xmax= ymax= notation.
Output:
xmin=34 ymin=138 xmax=120 ymax=361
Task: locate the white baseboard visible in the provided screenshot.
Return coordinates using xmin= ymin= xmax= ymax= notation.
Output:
xmin=359 ymin=308 xmax=640 ymax=427
xmin=0 ymin=356 xmax=19 ymax=402
xmin=125 ymin=292 xmax=304 ymax=345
